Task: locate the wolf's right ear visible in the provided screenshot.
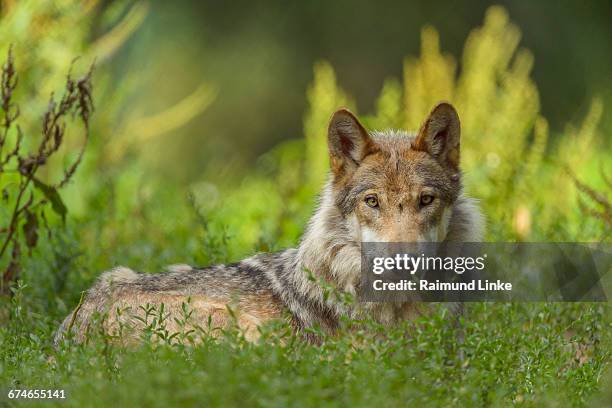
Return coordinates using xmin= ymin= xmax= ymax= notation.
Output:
xmin=328 ymin=109 xmax=375 ymax=177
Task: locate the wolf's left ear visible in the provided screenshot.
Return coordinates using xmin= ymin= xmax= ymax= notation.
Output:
xmin=328 ymin=109 xmax=375 ymax=176
xmin=413 ymin=102 xmax=460 ymax=170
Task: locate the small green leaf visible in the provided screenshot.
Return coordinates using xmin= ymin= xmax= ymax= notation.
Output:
xmin=32 ymin=177 xmax=67 ymax=221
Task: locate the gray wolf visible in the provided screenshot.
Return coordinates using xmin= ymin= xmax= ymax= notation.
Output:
xmin=55 ymin=102 xmax=484 ymax=345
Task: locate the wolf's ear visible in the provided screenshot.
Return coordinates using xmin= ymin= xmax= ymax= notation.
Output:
xmin=413 ymin=102 xmax=460 ymax=170
xmin=328 ymin=109 xmax=375 ymax=176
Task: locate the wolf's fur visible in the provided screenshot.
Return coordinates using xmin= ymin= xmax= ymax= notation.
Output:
xmin=55 ymin=102 xmax=484 ymax=345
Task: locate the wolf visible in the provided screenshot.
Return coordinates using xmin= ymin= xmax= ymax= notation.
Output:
xmin=55 ymin=102 xmax=484 ymax=345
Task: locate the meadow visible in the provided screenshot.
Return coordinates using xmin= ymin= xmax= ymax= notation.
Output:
xmin=0 ymin=2 xmax=610 ymax=406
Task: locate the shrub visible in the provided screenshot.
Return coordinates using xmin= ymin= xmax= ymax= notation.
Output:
xmin=0 ymin=48 xmax=93 ymax=293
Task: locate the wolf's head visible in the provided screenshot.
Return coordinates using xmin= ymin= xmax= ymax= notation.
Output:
xmin=326 ymin=102 xmax=466 ymax=243
xmin=298 ymin=102 xmax=482 ymax=288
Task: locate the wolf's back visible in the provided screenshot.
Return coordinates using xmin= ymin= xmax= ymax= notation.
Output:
xmin=53 ymin=252 xmax=300 ymax=345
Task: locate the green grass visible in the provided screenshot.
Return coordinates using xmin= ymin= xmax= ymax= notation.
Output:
xmin=1 ymin=279 xmax=610 ymax=407
xmin=0 ymin=167 xmax=610 ymax=407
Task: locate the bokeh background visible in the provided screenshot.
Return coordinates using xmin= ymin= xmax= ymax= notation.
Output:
xmin=123 ymin=0 xmax=612 ymax=182
xmin=1 ymin=0 xmax=610 ymax=288
xmin=0 ymin=0 xmax=609 ymax=293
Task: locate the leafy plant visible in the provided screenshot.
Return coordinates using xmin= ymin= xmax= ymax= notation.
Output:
xmin=568 ymin=167 xmax=611 ymax=240
xmin=0 ymin=48 xmax=93 ymax=293
xmin=205 ymin=6 xmax=608 ymax=255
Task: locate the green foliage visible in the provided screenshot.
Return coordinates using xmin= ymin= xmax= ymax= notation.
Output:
xmin=200 ymin=6 xmax=609 ymax=257
xmin=304 ymin=61 xmax=354 ymax=189
xmin=1 ymin=287 xmax=610 ymax=407
xmin=0 ymin=48 xmax=93 ymax=293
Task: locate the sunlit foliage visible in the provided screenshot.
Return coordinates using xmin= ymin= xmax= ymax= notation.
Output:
xmin=208 ymin=6 xmax=608 ymax=258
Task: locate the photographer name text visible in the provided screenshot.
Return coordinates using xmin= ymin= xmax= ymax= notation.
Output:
xmin=372 ymin=279 xmax=512 ymax=291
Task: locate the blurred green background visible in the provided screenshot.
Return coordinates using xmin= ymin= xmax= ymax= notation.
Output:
xmin=0 ymin=0 xmax=610 ymax=279
xmin=0 ymin=0 xmax=609 ymax=279
xmin=117 ymin=0 xmax=612 ymax=182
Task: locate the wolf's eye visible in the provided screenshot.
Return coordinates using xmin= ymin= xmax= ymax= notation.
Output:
xmin=420 ymin=194 xmax=434 ymax=206
xmin=365 ymin=194 xmax=379 ymax=208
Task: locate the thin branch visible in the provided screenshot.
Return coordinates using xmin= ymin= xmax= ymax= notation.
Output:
xmin=0 ymin=47 xmax=95 ymax=291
